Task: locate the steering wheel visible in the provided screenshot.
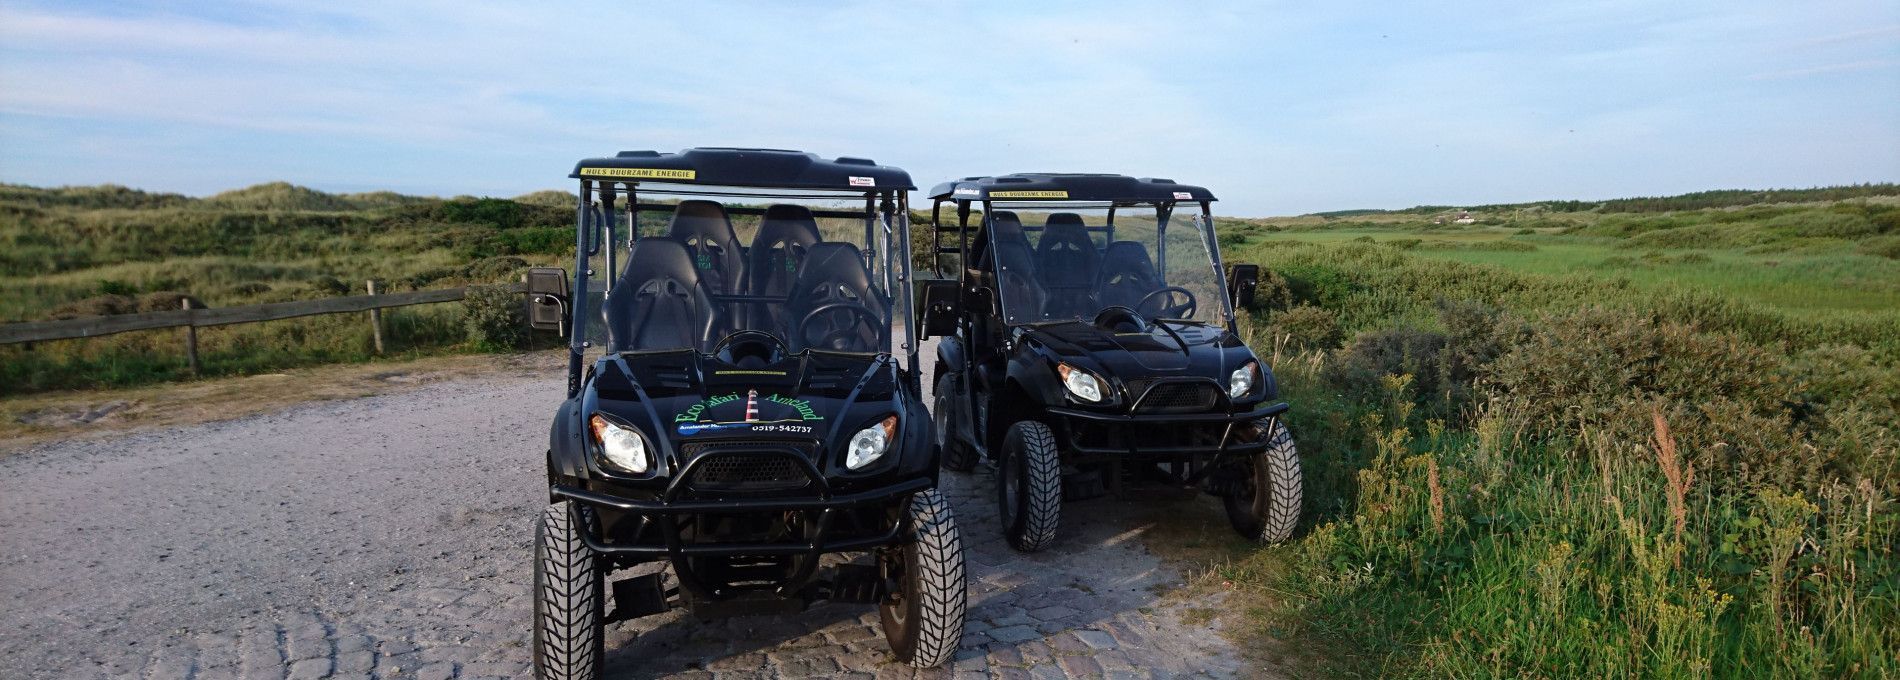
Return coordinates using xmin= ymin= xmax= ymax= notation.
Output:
xmin=1134 ymin=286 xmax=1198 ymax=319
xmin=1092 ymin=305 xmax=1149 ymax=333
xmin=796 ymin=301 xmax=882 ymax=351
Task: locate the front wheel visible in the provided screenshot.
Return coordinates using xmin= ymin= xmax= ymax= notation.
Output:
xmin=1222 ymin=419 xmax=1303 ymax=543
xmin=533 ymin=502 xmax=605 ymax=680
xmin=879 ymin=488 xmax=967 ymax=668
xmin=998 ymin=420 xmax=1062 ymax=552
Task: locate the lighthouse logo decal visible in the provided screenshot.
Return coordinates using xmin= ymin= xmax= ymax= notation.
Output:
xmin=676 ymin=389 xmax=824 ymax=435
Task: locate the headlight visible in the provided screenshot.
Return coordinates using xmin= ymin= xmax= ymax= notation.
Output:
xmin=1229 ymin=362 xmax=1258 ymax=399
xmin=590 ymin=414 xmax=650 ymax=474
xmin=1057 ymin=363 xmax=1103 ymax=402
xmin=847 ymin=415 xmax=898 ymax=470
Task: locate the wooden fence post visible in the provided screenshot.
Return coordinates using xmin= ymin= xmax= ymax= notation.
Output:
xmin=367 ymin=280 xmax=385 ymax=355
xmin=182 ymin=298 xmax=200 ymax=375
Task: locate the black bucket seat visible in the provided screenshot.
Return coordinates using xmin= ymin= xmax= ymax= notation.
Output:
xmin=743 ymin=204 xmax=824 ymax=332
xmin=1034 ymin=212 xmax=1101 ymax=319
xmin=604 ymin=237 xmax=720 ymax=352
xmin=1095 ymin=241 xmax=1161 ymax=313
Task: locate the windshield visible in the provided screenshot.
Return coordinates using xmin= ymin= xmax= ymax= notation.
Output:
xmin=974 ymin=202 xmax=1230 ymax=325
xmin=577 ymin=186 xmax=903 ymax=355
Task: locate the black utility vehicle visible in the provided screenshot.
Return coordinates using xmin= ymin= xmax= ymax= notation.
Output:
xmin=918 ymin=174 xmax=1301 ymax=552
xmin=524 ymin=148 xmax=964 ymax=678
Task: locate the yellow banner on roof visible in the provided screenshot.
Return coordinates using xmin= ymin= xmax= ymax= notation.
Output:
xmin=989 ymin=190 xmax=1068 ymax=199
xmin=579 ymin=167 xmax=697 ymax=180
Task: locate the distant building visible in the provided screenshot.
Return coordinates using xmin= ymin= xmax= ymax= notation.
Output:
xmin=1453 ymin=210 xmax=1476 ymax=225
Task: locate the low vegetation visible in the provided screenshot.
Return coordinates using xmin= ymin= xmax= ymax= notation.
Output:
xmin=0 ymin=183 xmax=573 ymax=393
xmin=1218 ymin=191 xmax=1898 ymax=677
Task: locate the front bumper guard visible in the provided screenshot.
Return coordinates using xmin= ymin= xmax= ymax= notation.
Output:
xmin=1048 ymin=401 xmax=1289 ymax=456
xmin=550 ymin=477 xmax=929 ymax=558
xmin=552 ymin=470 xmax=930 ymax=605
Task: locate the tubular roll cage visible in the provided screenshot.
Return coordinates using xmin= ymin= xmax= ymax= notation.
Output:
xmin=562 ymin=179 xmax=923 ymax=400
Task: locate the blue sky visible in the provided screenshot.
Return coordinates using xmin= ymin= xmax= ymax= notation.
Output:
xmin=0 ymin=1 xmax=1895 ymax=215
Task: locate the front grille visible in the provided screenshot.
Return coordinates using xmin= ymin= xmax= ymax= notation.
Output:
xmin=688 ymin=454 xmax=810 ymax=492
xmin=1135 ymin=381 xmax=1220 ymax=413
xmin=681 ymin=440 xmax=816 ymax=493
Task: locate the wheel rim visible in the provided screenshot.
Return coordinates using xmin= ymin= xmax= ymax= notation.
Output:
xmin=880 ymin=545 xmax=911 ymax=629
xmin=1224 ymin=459 xmax=1262 ymax=526
xmin=1242 ymin=460 xmax=1265 ymax=514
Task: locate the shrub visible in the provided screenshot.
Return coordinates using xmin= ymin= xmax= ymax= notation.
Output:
xmin=1325 ymin=326 xmax=1447 ymax=412
xmin=401 ymin=267 xmax=459 ymax=290
xmin=308 ymin=275 xmax=350 ymax=296
xmin=465 ymin=256 xmax=528 ymax=282
xmin=495 ymin=226 xmax=571 ymax=255
xmin=462 ymin=283 xmax=526 ymax=351
xmin=47 ymin=294 xmax=138 ymax=319
xmin=227 ymin=282 xmax=272 ymax=297
xmin=1485 ymin=307 xmax=1815 ymax=490
xmin=1269 ymin=304 xmax=1341 ymax=351
xmin=1249 ymin=269 xmax=1295 ymax=312
xmin=1858 ymin=235 xmax=1900 ymax=259
xmin=136 ymin=291 xmax=203 ymax=312
xmin=514 ymin=190 xmax=578 ymax=208
xmin=1318 ymin=300 xmax=1509 ymax=420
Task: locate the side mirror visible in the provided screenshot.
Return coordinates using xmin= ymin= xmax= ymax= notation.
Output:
xmin=525 ymin=267 xmax=570 ymax=335
xmin=1226 ymin=263 xmax=1259 ymax=310
xmin=918 ymin=279 xmax=960 ymax=340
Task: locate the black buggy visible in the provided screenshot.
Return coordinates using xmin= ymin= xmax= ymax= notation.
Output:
xmin=523 ymin=148 xmax=964 ymax=678
xmin=917 ymin=174 xmax=1302 ymax=552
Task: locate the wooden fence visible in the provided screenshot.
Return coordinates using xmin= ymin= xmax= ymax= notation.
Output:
xmin=0 ymin=285 xmax=498 ymax=346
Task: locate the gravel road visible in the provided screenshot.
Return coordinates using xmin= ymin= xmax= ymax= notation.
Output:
xmin=0 ymin=354 xmax=1246 ymax=679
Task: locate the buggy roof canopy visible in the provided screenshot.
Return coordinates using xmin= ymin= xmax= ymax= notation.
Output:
xmin=570 ymin=147 xmax=914 ymax=191
xmin=927 ymin=173 xmax=1215 ymax=203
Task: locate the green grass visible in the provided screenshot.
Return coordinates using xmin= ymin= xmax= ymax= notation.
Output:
xmin=1246 ymin=228 xmax=1900 ymax=317
xmin=1216 ymin=197 xmax=1899 ymax=678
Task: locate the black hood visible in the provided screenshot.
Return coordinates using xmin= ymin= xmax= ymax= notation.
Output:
xmin=1019 ymin=319 xmax=1252 ymax=380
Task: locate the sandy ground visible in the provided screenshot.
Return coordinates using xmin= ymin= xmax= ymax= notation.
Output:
xmin=0 ymin=345 xmax=1270 ymax=679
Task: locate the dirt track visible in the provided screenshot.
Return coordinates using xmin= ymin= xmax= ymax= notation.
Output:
xmin=0 ymin=356 xmax=1251 ymax=679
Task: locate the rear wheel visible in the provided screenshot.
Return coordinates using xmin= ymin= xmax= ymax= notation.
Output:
xmin=998 ymin=420 xmax=1062 ymax=552
xmin=934 ymin=374 xmax=976 ymax=472
xmin=1222 ymin=419 xmax=1302 ymax=543
xmin=879 ymin=488 xmax=967 ymax=667
xmin=533 ymin=502 xmax=605 ymax=680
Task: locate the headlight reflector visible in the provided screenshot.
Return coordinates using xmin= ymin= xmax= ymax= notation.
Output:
xmin=847 ymin=415 xmax=899 ymax=470
xmin=590 ymin=414 xmax=650 ymax=474
xmin=1057 ymin=363 xmax=1103 ymax=402
xmin=1229 ymin=362 xmax=1258 ymax=399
